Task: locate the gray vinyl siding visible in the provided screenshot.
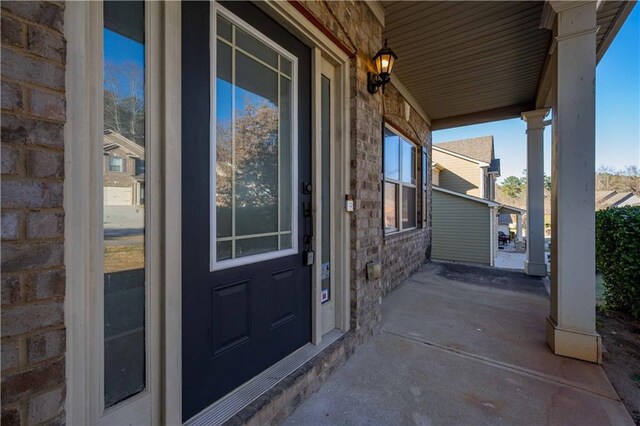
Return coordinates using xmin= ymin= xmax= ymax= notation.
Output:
xmin=432 ymin=190 xmax=491 ymax=265
xmin=432 ymin=150 xmax=482 ymax=197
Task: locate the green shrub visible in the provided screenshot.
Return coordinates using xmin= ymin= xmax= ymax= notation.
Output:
xmin=595 ymin=206 xmax=640 ymax=319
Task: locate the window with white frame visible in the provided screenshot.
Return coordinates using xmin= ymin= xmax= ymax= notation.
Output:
xmin=384 ymin=125 xmax=417 ymax=233
xmin=109 ymin=156 xmax=124 ymax=172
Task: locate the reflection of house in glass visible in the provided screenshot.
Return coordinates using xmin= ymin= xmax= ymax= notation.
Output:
xmin=103 ymin=130 xmax=145 ymax=205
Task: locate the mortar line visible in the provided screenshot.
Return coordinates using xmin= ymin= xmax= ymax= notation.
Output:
xmin=381 ymin=328 xmax=621 ymax=403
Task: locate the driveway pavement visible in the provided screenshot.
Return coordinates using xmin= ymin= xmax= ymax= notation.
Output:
xmin=285 ymin=262 xmax=633 ymax=425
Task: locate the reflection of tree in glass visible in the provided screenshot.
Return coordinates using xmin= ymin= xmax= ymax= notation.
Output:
xmin=216 ymin=99 xmax=279 ymax=210
xmin=104 ymin=61 xmax=145 ymax=145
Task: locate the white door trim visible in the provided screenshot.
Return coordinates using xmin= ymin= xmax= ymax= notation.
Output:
xmin=64 ymin=1 xmax=181 ymax=424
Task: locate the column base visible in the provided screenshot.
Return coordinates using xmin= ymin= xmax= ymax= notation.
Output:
xmin=546 ymin=316 xmax=602 ymax=363
xmin=524 ymin=260 xmax=547 ymax=276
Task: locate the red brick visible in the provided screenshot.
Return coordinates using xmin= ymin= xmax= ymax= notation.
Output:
xmin=26 ymin=149 xmax=64 ymax=179
xmin=27 ymin=25 xmax=65 ymax=63
xmin=26 ymin=269 xmax=64 ymax=300
xmin=0 ymin=16 xmax=25 ymax=47
xmin=1 ymin=300 xmax=63 ymax=337
xmin=1 ymin=357 xmax=64 ymax=405
xmin=1 ymin=241 xmax=64 ymax=273
xmin=26 ymin=387 xmax=65 ymax=424
xmin=1 ymin=114 xmax=64 ymax=149
xmin=1 ymin=180 xmax=63 ymax=208
xmin=1 ymin=81 xmax=23 ymax=111
xmin=1 ymin=338 xmax=20 ymax=371
xmin=1 ymin=2 xmax=64 ymax=33
xmin=0 ymin=407 xmax=21 ymax=426
xmin=1 ymin=47 xmax=64 ymax=91
xmin=28 ymin=88 xmax=65 ymax=121
xmin=27 ymin=328 xmax=65 ymax=363
xmin=1 ymin=145 xmax=21 ymax=176
xmin=1 ymin=210 xmax=22 ymax=240
xmin=1 ymin=274 xmax=21 ymax=305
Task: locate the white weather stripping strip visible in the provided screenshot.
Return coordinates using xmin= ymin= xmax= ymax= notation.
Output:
xmin=186 ymin=329 xmax=344 ymax=426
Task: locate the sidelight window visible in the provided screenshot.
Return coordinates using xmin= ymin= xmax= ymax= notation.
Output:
xmin=384 ymin=126 xmax=417 ymax=233
xmin=103 ymin=0 xmax=146 ymax=409
xmin=212 ymin=12 xmax=298 ymax=269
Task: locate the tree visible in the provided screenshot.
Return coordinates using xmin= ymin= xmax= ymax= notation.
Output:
xmin=544 ymin=174 xmax=551 ymax=192
xmin=500 ymin=176 xmax=525 ymax=199
xmin=622 ymin=165 xmax=640 ymax=193
xmin=596 ymin=165 xmax=616 ymax=191
xmin=104 ymin=61 xmax=145 ymax=145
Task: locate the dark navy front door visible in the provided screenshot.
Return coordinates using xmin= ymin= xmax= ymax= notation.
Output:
xmin=182 ymin=1 xmax=312 ymax=420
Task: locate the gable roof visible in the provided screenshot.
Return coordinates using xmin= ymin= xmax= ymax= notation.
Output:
xmin=595 ymin=190 xmax=617 ymax=203
xmin=598 ymin=192 xmax=640 ymax=209
xmin=619 ymin=194 xmax=640 ymax=207
xmin=103 ymin=130 xmax=144 ymax=159
xmin=435 ymin=136 xmax=494 ymax=164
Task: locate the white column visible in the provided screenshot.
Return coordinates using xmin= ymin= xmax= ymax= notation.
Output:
xmin=547 ymin=0 xmax=601 ymax=363
xmin=516 ymin=215 xmax=523 ymax=241
xmin=521 ymin=109 xmax=549 ymax=276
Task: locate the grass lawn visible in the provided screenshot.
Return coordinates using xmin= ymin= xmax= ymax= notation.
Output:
xmin=104 ymin=244 xmax=144 ymax=273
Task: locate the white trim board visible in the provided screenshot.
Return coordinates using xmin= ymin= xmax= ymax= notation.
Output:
xmin=432 ymin=145 xmax=490 ymax=166
xmin=365 ymin=0 xmax=386 ymax=27
xmin=391 ymin=77 xmax=431 ymax=127
xmin=433 ymin=186 xmax=500 ymax=207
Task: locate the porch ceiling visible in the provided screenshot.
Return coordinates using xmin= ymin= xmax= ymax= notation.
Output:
xmin=381 ymin=1 xmax=635 ymax=129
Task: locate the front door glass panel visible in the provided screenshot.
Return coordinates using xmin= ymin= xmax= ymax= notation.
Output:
xmin=214 ymin=15 xmax=296 ymax=265
xmin=103 ymin=0 xmax=146 ymax=408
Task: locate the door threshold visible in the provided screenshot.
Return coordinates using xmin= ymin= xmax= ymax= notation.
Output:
xmin=185 ymin=329 xmax=344 ymax=426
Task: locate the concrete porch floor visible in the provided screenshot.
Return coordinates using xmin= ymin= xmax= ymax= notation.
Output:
xmin=285 ymin=262 xmax=633 ymax=425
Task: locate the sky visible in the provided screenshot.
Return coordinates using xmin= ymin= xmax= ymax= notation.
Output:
xmin=104 ymin=29 xmax=145 ymax=98
xmin=433 ymin=6 xmax=640 ymax=182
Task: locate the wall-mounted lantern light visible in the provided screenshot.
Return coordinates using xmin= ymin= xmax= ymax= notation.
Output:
xmin=367 ymin=39 xmax=398 ymax=95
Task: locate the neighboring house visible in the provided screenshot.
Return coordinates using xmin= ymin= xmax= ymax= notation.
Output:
xmin=431 ymin=136 xmax=524 ymax=265
xmin=498 ymin=213 xmax=512 ymax=236
xmin=596 ymin=191 xmax=640 ymax=209
xmin=432 ymin=136 xmax=501 ymax=200
xmin=432 ymin=187 xmax=500 ymax=266
xmin=103 ymin=130 xmax=145 ymax=205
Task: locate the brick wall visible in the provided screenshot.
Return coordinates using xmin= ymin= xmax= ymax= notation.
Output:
xmin=381 ymin=84 xmax=432 ymax=295
xmin=1 ymin=2 xmax=66 ymax=425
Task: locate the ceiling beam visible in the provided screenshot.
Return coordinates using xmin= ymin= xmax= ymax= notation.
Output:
xmin=431 ymin=103 xmax=535 ymax=131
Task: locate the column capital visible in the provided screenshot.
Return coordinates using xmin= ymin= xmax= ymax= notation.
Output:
xmin=548 ymin=1 xmax=595 ymax=14
xmin=521 ymin=108 xmax=550 ymax=127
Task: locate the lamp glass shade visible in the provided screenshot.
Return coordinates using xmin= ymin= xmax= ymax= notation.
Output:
xmin=373 ymin=43 xmax=397 ymax=75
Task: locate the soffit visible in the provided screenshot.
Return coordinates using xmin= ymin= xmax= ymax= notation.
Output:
xmin=381 ymin=1 xmax=633 ymax=126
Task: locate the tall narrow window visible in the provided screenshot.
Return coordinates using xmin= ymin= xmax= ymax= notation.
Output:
xmin=213 ymin=14 xmax=297 ymax=267
xmin=321 ymin=75 xmax=331 ymax=303
xmin=103 ymin=1 xmax=146 ymax=408
xmin=421 ymin=147 xmax=428 ymax=227
xmin=383 ymin=126 xmax=417 ymax=233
